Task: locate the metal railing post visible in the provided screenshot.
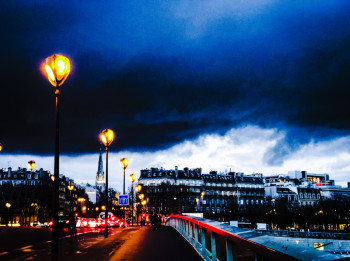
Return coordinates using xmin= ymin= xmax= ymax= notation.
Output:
xmin=201 ymin=226 xmax=207 ymax=258
xmin=226 ymin=239 xmax=233 ymax=261
xmin=211 ymin=231 xmax=217 ymax=261
xmin=194 ymin=224 xmax=199 ymax=243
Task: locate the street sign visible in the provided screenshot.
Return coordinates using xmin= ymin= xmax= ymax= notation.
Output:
xmin=119 ymin=194 xmax=129 ymax=206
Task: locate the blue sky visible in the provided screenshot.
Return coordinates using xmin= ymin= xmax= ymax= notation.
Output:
xmin=1 ymin=1 xmax=350 ymax=190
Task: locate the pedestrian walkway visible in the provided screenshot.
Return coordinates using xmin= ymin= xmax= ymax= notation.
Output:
xmin=109 ymin=226 xmax=203 ymax=261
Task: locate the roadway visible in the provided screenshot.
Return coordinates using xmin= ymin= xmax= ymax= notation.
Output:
xmin=0 ymin=225 xmax=203 ymax=261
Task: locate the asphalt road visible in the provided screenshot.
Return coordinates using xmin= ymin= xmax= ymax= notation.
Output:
xmin=0 ymin=227 xmax=123 ymax=260
xmin=0 ymin=226 xmax=203 ymax=261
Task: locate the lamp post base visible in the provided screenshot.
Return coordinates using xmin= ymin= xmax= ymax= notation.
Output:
xmin=104 ymin=227 xmax=108 ymax=238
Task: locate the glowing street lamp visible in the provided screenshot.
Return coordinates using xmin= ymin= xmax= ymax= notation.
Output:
xmin=28 ymin=160 xmax=35 ymax=178
xmin=0 ymin=143 xmax=2 ymax=151
xmin=130 ymin=174 xmax=136 ymax=226
xmin=120 ymin=158 xmax=129 ymax=195
xmin=130 ymin=173 xmax=136 ymax=183
xmin=67 ymin=182 xmax=74 ymax=192
xmin=27 ymin=160 xmax=36 ymax=226
xmin=67 ymin=182 xmax=74 ymax=214
xmin=42 ymin=54 xmax=70 ymax=254
xmin=99 ymin=129 xmax=115 ymax=238
xmin=135 ymin=184 xmax=142 ymax=193
xmin=5 ymin=203 xmax=11 ymax=226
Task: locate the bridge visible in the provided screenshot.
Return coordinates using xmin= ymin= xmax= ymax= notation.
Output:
xmin=1 ymin=215 xmax=349 ymax=260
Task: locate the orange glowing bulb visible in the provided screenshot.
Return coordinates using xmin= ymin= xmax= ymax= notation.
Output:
xmin=130 ymin=173 xmax=136 ymax=183
xmin=99 ymin=129 xmax=115 ymax=147
xmin=120 ymin=158 xmax=129 ymax=169
xmin=43 ymin=54 xmax=70 ymax=87
xmin=28 ymin=160 xmax=36 ymax=170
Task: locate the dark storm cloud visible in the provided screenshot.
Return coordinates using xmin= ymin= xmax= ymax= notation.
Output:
xmin=1 ymin=0 xmax=350 ymax=165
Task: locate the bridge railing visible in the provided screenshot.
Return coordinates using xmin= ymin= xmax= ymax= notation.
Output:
xmin=166 ymin=215 xmax=298 ymax=261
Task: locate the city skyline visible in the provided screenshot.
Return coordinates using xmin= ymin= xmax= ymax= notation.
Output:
xmin=1 ymin=1 xmax=350 ymax=190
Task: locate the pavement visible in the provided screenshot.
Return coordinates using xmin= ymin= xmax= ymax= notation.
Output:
xmin=4 ymin=225 xmax=203 ymax=261
xmin=109 ymin=226 xmax=203 ymax=261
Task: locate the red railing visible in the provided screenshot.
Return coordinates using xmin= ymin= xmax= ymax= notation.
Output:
xmin=166 ymin=214 xmax=299 ymax=261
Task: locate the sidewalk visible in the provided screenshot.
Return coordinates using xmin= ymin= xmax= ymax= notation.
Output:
xmin=109 ymin=226 xmax=203 ymax=261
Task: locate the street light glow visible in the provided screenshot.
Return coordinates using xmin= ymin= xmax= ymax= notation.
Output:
xmin=67 ymin=182 xmax=74 ymax=191
xmin=120 ymin=158 xmax=129 ymax=170
xmin=43 ymin=54 xmax=70 ymax=87
xmin=99 ymin=129 xmax=115 ymax=147
xmin=136 ymin=184 xmax=142 ymax=193
xmin=28 ymin=160 xmax=35 ymax=170
xmin=130 ymin=173 xmax=136 ymax=183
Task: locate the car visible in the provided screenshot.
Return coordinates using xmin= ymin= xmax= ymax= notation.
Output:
xmin=48 ymin=217 xmax=71 ymax=228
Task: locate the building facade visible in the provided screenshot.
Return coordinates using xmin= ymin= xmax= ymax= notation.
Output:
xmin=0 ymin=167 xmax=87 ymax=225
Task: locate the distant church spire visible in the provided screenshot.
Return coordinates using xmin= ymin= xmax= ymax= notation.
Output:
xmin=96 ymin=146 xmax=105 ymax=190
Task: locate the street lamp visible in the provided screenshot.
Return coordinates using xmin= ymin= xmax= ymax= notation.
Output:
xmin=136 ymin=184 xmax=142 ymax=193
xmin=28 ymin=160 xmax=35 ymax=178
xmin=5 ymin=203 xmax=11 ymax=226
xmin=99 ymin=129 xmax=115 ymax=238
xmin=67 ymin=182 xmax=74 ymax=214
xmin=135 ymin=184 xmax=142 ymax=225
xmin=27 ymin=160 xmax=36 ymax=226
xmin=130 ymin=174 xmax=136 ymax=226
xmin=120 ymin=158 xmax=129 ymax=195
xmin=42 ymin=54 xmax=70 ymax=254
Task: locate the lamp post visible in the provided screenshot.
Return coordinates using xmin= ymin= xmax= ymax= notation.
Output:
xmin=139 ymin=194 xmax=145 ymax=214
xmin=27 ymin=160 xmax=35 ymax=226
xmin=99 ymin=129 xmax=115 ymax=238
xmin=78 ymin=198 xmax=85 ymax=215
xmin=42 ymin=54 xmax=70 ymax=254
xmin=120 ymin=158 xmax=129 ymax=195
xmin=135 ymin=185 xmax=142 ymax=225
xmin=120 ymin=158 xmax=128 ymax=228
xmin=129 ymin=174 xmax=136 ymax=226
xmin=5 ymin=203 xmax=11 ymax=226
xmin=67 ymin=182 xmax=74 ymax=214
xmin=28 ymin=160 xmax=35 ymax=177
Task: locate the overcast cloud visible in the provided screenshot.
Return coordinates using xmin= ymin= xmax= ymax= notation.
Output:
xmin=1 ymin=1 xmax=350 ymax=186
xmin=1 ymin=125 xmax=349 ymax=191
